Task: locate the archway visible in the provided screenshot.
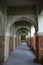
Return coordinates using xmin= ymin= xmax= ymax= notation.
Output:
xmin=4 ymin=16 xmax=37 ymax=61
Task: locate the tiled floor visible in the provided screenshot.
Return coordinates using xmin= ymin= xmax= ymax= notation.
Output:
xmin=3 ymin=43 xmax=41 ymax=65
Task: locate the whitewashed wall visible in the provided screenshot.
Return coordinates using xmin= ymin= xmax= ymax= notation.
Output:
xmin=31 ymin=26 xmax=35 ymax=37
xmin=38 ymin=11 xmax=43 ymax=32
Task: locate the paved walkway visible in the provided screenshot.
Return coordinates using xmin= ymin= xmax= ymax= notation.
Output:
xmin=4 ymin=43 xmax=41 ymax=65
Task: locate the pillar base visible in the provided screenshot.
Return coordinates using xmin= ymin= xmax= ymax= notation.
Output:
xmin=34 ymin=52 xmax=42 ymax=64
xmin=34 ymin=58 xmax=41 ymax=64
xmin=0 ymin=60 xmax=4 ymax=65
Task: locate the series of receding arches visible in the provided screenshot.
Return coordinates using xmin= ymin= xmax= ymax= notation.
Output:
xmin=4 ymin=16 xmax=37 ymax=61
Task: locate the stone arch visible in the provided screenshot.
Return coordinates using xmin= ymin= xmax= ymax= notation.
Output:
xmin=6 ymin=16 xmax=37 ymax=32
xmin=16 ymin=30 xmax=28 ymax=35
xmin=15 ymin=26 xmax=30 ymax=34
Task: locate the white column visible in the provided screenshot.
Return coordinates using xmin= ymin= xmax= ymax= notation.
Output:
xmin=4 ymin=32 xmax=10 ymax=61
xmin=31 ymin=26 xmax=35 ymax=49
xmin=31 ymin=25 xmax=35 ymax=37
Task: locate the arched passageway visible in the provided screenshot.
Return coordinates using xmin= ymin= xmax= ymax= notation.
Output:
xmin=4 ymin=15 xmax=41 ymax=65
xmin=0 ymin=0 xmax=43 ymax=65
xmin=4 ymin=16 xmax=37 ymax=61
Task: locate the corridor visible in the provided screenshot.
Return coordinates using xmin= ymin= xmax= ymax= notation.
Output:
xmin=0 ymin=0 xmax=43 ymax=65
xmin=4 ymin=43 xmax=41 ymax=65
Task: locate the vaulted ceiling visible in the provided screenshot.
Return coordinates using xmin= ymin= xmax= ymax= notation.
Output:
xmin=4 ymin=0 xmax=43 ymax=14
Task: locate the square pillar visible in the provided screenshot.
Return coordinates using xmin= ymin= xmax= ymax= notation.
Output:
xmin=26 ymin=37 xmax=30 ymax=47
xmin=35 ymin=35 xmax=39 ymax=63
xmin=30 ymin=36 xmax=36 ymax=52
xmin=35 ymin=32 xmax=43 ymax=63
xmin=9 ymin=36 xmax=13 ymax=54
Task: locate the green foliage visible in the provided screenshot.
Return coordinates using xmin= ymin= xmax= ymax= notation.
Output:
xmin=21 ymin=35 xmax=26 ymax=40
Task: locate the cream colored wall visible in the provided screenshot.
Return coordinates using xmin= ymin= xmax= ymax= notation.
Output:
xmin=38 ymin=10 xmax=43 ymax=32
